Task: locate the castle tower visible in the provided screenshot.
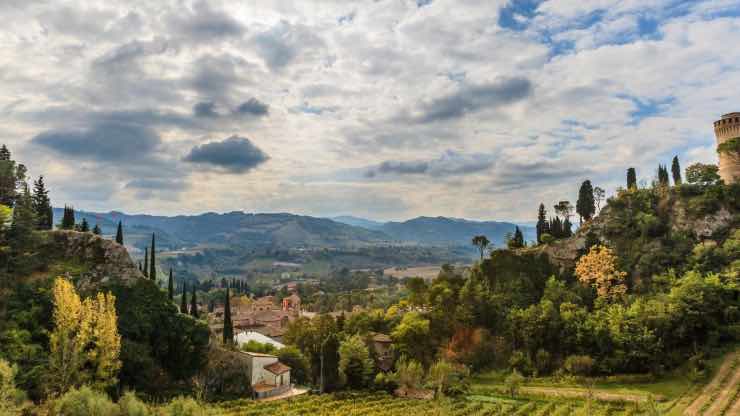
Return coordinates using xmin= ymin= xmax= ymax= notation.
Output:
xmin=713 ymin=112 xmax=740 ymax=184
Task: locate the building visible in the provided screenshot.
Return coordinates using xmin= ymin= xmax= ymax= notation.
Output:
xmin=235 ymin=330 xmax=286 ymax=350
xmin=209 ymin=294 xmax=301 ymax=344
xmin=714 ymin=112 xmax=740 ymax=184
xmin=242 ymin=351 xmax=292 ymax=399
xmin=369 ymin=333 xmax=395 ymax=372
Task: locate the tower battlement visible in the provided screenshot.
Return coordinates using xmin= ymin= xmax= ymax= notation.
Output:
xmin=714 ymin=113 xmax=740 ymax=184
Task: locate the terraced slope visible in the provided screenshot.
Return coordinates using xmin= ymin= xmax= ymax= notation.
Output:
xmin=684 ymin=350 xmax=740 ymax=415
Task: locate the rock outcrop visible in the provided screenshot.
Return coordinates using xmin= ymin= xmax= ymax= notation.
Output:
xmin=45 ymin=230 xmax=144 ymax=288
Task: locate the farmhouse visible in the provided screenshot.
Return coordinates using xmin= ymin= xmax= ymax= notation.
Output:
xmin=242 ymin=351 xmax=292 ymax=399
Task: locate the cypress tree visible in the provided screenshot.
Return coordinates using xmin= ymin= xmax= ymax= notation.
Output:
xmin=181 ymin=282 xmax=188 ymax=314
xmin=511 ymin=226 xmax=524 ymax=248
xmin=536 ymin=203 xmax=547 ymax=244
xmin=190 ymin=284 xmax=198 ymax=318
xmin=627 ymin=167 xmax=637 ymax=190
xmin=563 ymin=217 xmax=573 ymax=238
xmin=60 ymin=205 xmax=76 ymax=229
xmin=657 ymin=164 xmax=670 ymax=187
xmin=79 ymin=218 xmax=89 ymax=232
xmin=149 ymin=233 xmax=156 ymax=281
xmin=0 ymin=145 xmax=17 ymax=207
xmin=92 ymin=224 xmax=101 ymax=235
xmin=0 ymin=145 xmax=10 ymax=161
xmin=576 ymin=180 xmax=595 ymax=223
xmin=143 ymin=247 xmax=149 ymax=278
xmin=223 ymin=284 xmax=233 ymax=345
xmin=168 ymin=268 xmax=174 ymax=301
xmin=31 ymin=176 xmax=52 ymax=230
xmin=671 ymin=156 xmax=682 ymax=185
xmin=115 ymin=221 xmax=124 ymax=245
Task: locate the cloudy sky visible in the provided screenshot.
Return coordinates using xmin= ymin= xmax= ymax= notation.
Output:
xmin=2 ymin=0 xmax=739 ymax=221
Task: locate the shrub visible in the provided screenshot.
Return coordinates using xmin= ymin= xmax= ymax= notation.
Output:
xmin=0 ymin=359 xmax=26 ymax=415
xmin=52 ymin=386 xmax=118 ymax=416
xmin=563 ymin=355 xmax=595 ymax=376
xmin=540 ymin=233 xmax=554 ymax=244
xmin=508 ymin=350 xmax=533 ymax=376
xmin=535 ymin=349 xmax=552 ymax=375
xmin=161 ymin=397 xmax=212 ymax=416
xmin=504 ymin=370 xmax=524 ymax=398
xmin=118 ymin=391 xmax=150 ymax=416
xmin=373 ymin=372 xmax=397 ymax=393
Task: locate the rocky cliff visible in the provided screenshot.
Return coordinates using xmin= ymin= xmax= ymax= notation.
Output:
xmin=44 ymin=230 xmax=144 ymax=289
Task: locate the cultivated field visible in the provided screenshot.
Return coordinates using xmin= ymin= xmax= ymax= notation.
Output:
xmin=383 ymin=265 xmax=446 ymax=280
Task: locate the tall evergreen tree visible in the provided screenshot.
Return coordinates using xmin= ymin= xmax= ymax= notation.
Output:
xmin=115 ymin=221 xmax=124 ymax=245
xmin=180 ymin=282 xmax=188 ymax=314
xmin=0 ymin=145 xmax=17 ymax=207
xmin=92 ymin=224 xmax=101 ymax=235
xmin=31 ymin=176 xmax=53 ymax=230
xmin=627 ymin=167 xmax=637 ymax=189
xmin=190 ymin=284 xmax=198 ymax=318
xmin=671 ymin=156 xmax=682 ymax=185
xmin=576 ymin=180 xmax=596 ymax=223
xmin=79 ymin=218 xmax=89 ymax=232
xmin=168 ymin=268 xmax=174 ymax=301
xmin=149 ymin=233 xmax=156 ymax=281
xmin=550 ymin=217 xmax=563 ymax=238
xmin=657 ymin=164 xmax=670 ymax=187
xmin=143 ymin=248 xmax=149 ymax=278
xmin=10 ymin=183 xmax=37 ymax=249
xmin=536 ymin=203 xmax=548 ymax=244
xmin=223 ymin=284 xmax=233 ymax=345
xmin=60 ymin=205 xmax=75 ymax=230
xmin=508 ymin=226 xmax=524 ymax=248
xmin=563 ymin=217 xmax=573 ymax=238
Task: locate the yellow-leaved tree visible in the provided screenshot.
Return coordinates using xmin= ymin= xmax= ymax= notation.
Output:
xmin=575 ymin=245 xmax=627 ymax=301
xmin=48 ymin=277 xmax=121 ymax=394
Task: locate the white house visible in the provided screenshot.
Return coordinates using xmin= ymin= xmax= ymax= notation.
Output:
xmin=241 ymin=351 xmax=292 ymax=399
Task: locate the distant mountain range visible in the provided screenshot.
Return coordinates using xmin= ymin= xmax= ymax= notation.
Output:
xmin=55 ymin=208 xmax=535 ymax=252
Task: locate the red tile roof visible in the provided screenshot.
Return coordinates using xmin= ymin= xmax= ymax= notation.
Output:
xmin=264 ymin=361 xmax=291 ymax=375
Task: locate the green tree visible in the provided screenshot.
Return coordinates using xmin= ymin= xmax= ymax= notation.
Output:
xmin=428 ymin=359 xmax=456 ymax=398
xmin=60 ymin=205 xmax=76 ymax=230
xmin=277 ymin=346 xmax=310 ymax=385
xmin=0 ymin=359 xmax=25 ymax=415
xmin=393 ymin=356 xmax=424 ymax=390
xmin=504 ymin=370 xmax=524 ymax=398
xmin=657 ymin=164 xmax=670 ymax=187
xmin=536 ymin=203 xmax=549 ymax=244
xmin=143 ymin=248 xmax=149 ymax=279
xmin=0 ymin=146 xmax=17 ymax=207
xmin=576 ymin=180 xmax=595 ymax=223
xmin=391 ymin=311 xmax=432 ymax=365
xmin=671 ymin=156 xmax=682 ymax=185
xmin=627 ymin=167 xmax=637 ymax=189
xmin=190 ymin=284 xmax=198 ymax=319
xmin=339 ymin=334 xmax=374 ymax=389
xmin=31 ymin=176 xmax=52 ymax=230
xmin=115 ymin=221 xmax=123 ymax=245
xmin=78 ymin=218 xmax=89 ymax=233
xmin=593 ymin=186 xmax=605 ymax=212
xmin=168 ymin=268 xmax=174 ymax=301
xmin=149 ymin=233 xmax=156 ymax=281
xmin=222 ymin=284 xmax=233 ymax=345
xmin=471 ymin=235 xmax=490 ymax=261
xmin=180 ymin=282 xmax=189 ymax=314
xmin=92 ymin=224 xmax=101 ymax=235
xmin=685 ymin=163 xmax=720 ymax=185
xmin=9 ymin=184 xmax=37 ymax=250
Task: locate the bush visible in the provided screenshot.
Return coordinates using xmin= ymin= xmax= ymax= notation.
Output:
xmin=373 ymin=372 xmax=397 ymax=393
xmin=504 ymin=370 xmax=524 ymax=398
xmin=535 ymin=349 xmax=552 ymax=375
xmin=161 ymin=397 xmax=213 ymax=416
xmin=118 ymin=391 xmax=150 ymax=416
xmin=508 ymin=350 xmax=533 ymax=376
xmin=563 ymin=355 xmax=595 ymax=376
xmin=0 ymin=359 xmax=26 ymax=415
xmin=52 ymin=386 xmax=118 ymax=416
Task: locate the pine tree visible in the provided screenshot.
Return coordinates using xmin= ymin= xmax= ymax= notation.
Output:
xmin=60 ymin=205 xmax=76 ymax=229
xmin=671 ymin=156 xmax=682 ymax=185
xmin=115 ymin=221 xmax=124 ymax=245
xmin=149 ymin=233 xmax=156 ymax=281
xmin=168 ymin=268 xmax=174 ymax=301
xmin=79 ymin=218 xmax=89 ymax=232
xmin=143 ymin=248 xmax=149 ymax=278
xmin=576 ymin=180 xmax=595 ymax=223
xmin=509 ymin=226 xmax=524 ymax=248
xmin=223 ymin=284 xmax=233 ymax=345
xmin=550 ymin=217 xmax=562 ymax=238
xmin=536 ymin=203 xmax=547 ymax=244
xmin=190 ymin=284 xmax=198 ymax=318
xmin=31 ymin=176 xmax=53 ymax=230
xmin=92 ymin=224 xmax=101 ymax=235
xmin=0 ymin=145 xmax=17 ymax=207
xmin=626 ymin=167 xmax=637 ymax=190
xmin=657 ymin=164 xmax=670 ymax=187
xmin=10 ymin=183 xmax=37 ymax=249
xmin=180 ymin=282 xmax=188 ymax=314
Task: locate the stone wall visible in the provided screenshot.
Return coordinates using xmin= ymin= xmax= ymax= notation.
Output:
xmin=714 ymin=113 xmax=740 ymax=184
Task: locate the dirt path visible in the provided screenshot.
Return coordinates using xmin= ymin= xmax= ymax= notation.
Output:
xmin=726 ymin=391 xmax=740 ymax=415
xmin=519 ymin=386 xmax=656 ymax=403
xmin=684 ymin=351 xmax=740 ymax=415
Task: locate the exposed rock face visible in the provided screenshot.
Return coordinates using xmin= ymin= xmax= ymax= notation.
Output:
xmin=46 ymin=230 xmax=144 ymax=288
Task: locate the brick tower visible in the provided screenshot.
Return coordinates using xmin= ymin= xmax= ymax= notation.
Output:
xmin=713 ymin=112 xmax=740 ymax=184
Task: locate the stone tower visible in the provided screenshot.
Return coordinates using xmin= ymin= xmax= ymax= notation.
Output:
xmin=713 ymin=112 xmax=740 ymax=184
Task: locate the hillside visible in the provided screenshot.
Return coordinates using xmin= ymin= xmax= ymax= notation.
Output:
xmin=532 ymin=183 xmax=739 ymax=285
xmin=380 ymin=216 xmax=536 ymax=247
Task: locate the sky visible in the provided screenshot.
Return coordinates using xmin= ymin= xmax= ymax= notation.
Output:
xmin=2 ymin=0 xmax=739 ymax=222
